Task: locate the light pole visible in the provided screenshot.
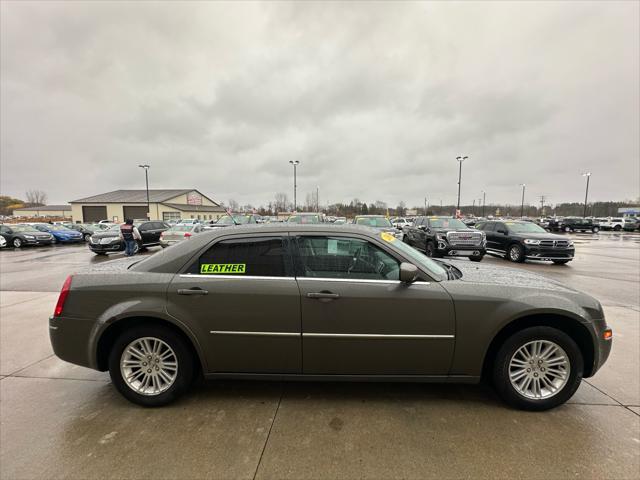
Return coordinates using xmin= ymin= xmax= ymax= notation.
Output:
xmin=289 ymin=160 xmax=300 ymax=212
xmin=138 ymin=164 xmax=150 ymax=219
xmin=456 ymin=156 xmax=468 ymax=216
xmin=481 ymin=191 xmax=486 ymax=217
xmin=424 ymin=197 xmax=427 ymax=216
xmin=316 ymin=185 xmax=319 ymax=213
xmin=582 ymin=172 xmax=591 ymax=217
xmin=519 ymin=183 xmax=526 ymax=218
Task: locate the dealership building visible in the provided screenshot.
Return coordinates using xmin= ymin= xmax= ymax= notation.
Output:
xmin=70 ymin=189 xmax=226 ymax=223
xmin=12 ymin=204 xmax=72 ymax=218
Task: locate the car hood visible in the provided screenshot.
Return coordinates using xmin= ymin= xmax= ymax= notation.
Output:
xmin=509 ymin=232 xmax=567 ymax=240
xmin=434 ymin=228 xmax=477 ymax=233
xmin=91 ymin=230 xmax=120 ymax=239
xmin=451 ymin=262 xmax=576 ymax=293
xmin=51 ymin=230 xmax=81 ymax=236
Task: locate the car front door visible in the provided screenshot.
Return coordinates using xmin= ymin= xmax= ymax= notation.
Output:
xmin=166 ymin=233 xmax=301 ymax=374
xmin=493 ymin=222 xmax=510 ymax=251
xmin=294 ymin=234 xmax=455 ymax=375
xmin=480 ymin=222 xmax=499 ymax=252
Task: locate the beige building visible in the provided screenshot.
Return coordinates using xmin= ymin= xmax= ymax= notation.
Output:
xmin=70 ymin=189 xmax=226 ymax=223
xmin=12 ymin=205 xmax=72 ymax=218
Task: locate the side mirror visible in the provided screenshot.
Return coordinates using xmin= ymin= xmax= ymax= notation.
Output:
xmin=399 ymin=262 xmax=419 ymax=283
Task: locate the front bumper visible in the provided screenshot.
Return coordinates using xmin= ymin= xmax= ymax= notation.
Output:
xmin=89 ymin=240 xmax=124 ymax=253
xmin=524 ymin=246 xmax=575 ymax=261
xmin=437 ymin=242 xmax=486 ymax=257
xmin=589 ymin=318 xmax=613 ymax=377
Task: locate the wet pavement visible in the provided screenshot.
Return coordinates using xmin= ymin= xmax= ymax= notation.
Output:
xmin=1 ymin=232 xmax=639 ymax=479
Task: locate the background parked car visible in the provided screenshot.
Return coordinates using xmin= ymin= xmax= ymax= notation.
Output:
xmin=353 ymin=215 xmax=403 ymax=240
xmin=555 ymin=217 xmax=600 ymax=233
xmin=32 ymin=224 xmax=84 ymax=243
xmin=204 ymin=214 xmax=259 ymax=229
xmin=66 ymin=223 xmax=104 ymax=241
xmin=600 ymin=217 xmax=626 ymax=231
xmin=0 ymin=224 xmax=54 ymax=247
xmin=391 ymin=217 xmax=412 ymax=229
xmin=89 ymin=221 xmax=169 ymax=255
xmin=286 ymin=213 xmax=322 ymax=224
xmin=623 ymin=217 xmax=639 ymax=231
xmin=160 ymin=224 xmax=204 ymax=247
xmin=403 ymin=216 xmax=485 ymax=261
xmin=475 ymin=220 xmax=574 ymax=264
xmin=0 ymin=235 xmax=6 ymax=248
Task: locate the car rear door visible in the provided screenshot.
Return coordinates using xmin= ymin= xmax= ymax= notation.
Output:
xmin=293 ymin=233 xmax=455 ymax=375
xmin=166 ymin=232 xmax=301 ymax=374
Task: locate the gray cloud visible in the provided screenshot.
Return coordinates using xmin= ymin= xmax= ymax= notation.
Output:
xmin=1 ymin=1 xmax=638 ymax=209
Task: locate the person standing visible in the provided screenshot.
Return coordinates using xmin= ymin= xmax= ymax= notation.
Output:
xmin=119 ymin=219 xmax=142 ymax=256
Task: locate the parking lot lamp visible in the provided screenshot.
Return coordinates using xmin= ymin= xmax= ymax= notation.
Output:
xmin=138 ymin=164 xmax=150 ymax=219
xmin=289 ymin=160 xmax=300 ymax=212
xmin=519 ymin=184 xmax=526 ymax=218
xmin=316 ymin=185 xmax=320 ymax=213
xmin=582 ymin=172 xmax=591 ymax=218
xmin=456 ymin=156 xmax=468 ymax=215
xmin=481 ymin=191 xmax=486 ymax=217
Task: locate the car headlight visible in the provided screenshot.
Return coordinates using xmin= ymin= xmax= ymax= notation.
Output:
xmin=567 ymin=241 xmax=574 ymax=247
xmin=524 ymin=239 xmax=541 ymax=245
xmin=436 ymin=233 xmax=447 ymax=241
xmin=24 ymin=235 xmax=34 ymax=239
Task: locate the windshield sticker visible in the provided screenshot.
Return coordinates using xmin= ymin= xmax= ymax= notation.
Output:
xmin=200 ymin=263 xmax=246 ymax=274
xmin=380 ymin=232 xmax=396 ymax=243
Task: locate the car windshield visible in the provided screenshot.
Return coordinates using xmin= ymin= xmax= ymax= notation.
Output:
xmin=387 ymin=234 xmax=448 ymax=281
xmin=355 ymin=217 xmax=393 ymax=228
xmin=288 ymin=215 xmax=321 ymax=224
xmin=505 ymin=222 xmax=547 ymax=233
xmin=48 ymin=225 xmax=71 ymax=231
xmin=429 ymin=218 xmax=467 ymax=229
xmin=168 ymin=225 xmax=193 ymax=232
xmin=12 ymin=225 xmax=40 ymax=233
xmin=217 ymin=215 xmax=251 ymax=225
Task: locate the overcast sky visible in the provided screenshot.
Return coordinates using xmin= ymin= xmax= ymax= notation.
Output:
xmin=1 ymin=1 xmax=638 ymax=209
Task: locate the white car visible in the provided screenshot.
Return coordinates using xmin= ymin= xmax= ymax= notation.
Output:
xmin=0 ymin=235 xmax=6 ymax=248
xmin=392 ymin=217 xmax=413 ymax=229
xmin=600 ymin=217 xmax=626 ymax=231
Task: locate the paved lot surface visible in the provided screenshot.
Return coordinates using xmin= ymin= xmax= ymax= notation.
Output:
xmin=1 ymin=232 xmax=639 ymax=479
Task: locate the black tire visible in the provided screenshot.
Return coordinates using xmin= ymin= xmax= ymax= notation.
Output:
xmin=425 ymin=241 xmax=436 ymax=257
xmin=12 ymin=238 xmax=22 ymax=248
xmin=614 ymin=225 xmax=622 ymax=231
xmin=564 ymin=226 xmax=572 ymax=233
xmin=507 ymin=243 xmax=525 ymax=263
xmin=492 ymin=326 xmax=583 ymax=411
xmin=553 ymin=260 xmax=570 ymax=265
xmin=469 ymin=255 xmax=484 ymax=262
xmin=108 ymin=324 xmax=195 ymax=407
xmin=83 ymin=233 xmax=91 ymax=242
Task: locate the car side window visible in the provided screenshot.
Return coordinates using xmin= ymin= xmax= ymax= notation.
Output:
xmin=187 ymin=236 xmax=287 ymax=277
xmin=0 ymin=226 xmax=10 ymax=234
xmin=483 ymin=222 xmax=495 ymax=232
xmin=295 ymin=236 xmax=399 ymax=281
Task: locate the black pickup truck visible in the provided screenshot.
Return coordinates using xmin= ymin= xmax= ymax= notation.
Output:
xmin=549 ymin=217 xmax=599 ymax=233
xmin=402 ymin=216 xmax=486 ymax=261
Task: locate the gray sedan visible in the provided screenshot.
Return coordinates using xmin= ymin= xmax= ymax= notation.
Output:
xmin=49 ymin=224 xmax=612 ymax=410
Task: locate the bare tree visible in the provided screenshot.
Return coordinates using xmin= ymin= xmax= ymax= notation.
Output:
xmin=274 ymin=192 xmax=289 ymax=212
xmin=227 ymin=199 xmax=239 ymax=211
xmin=25 ymin=189 xmax=47 ymax=206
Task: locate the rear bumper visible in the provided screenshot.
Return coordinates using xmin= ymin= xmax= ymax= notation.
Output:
xmin=49 ymin=315 xmax=97 ymax=370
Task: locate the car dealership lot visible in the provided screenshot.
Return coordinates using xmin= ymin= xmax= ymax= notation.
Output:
xmin=1 ymin=233 xmax=639 ymax=479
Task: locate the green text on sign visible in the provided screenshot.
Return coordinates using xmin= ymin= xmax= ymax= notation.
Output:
xmin=200 ymin=263 xmax=246 ymax=274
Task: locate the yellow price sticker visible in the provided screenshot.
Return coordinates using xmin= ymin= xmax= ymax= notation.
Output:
xmin=381 ymin=232 xmax=396 ymax=243
xmin=200 ymin=263 xmax=246 ymax=274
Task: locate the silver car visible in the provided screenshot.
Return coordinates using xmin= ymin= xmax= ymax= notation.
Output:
xmin=160 ymin=224 xmax=204 ymax=247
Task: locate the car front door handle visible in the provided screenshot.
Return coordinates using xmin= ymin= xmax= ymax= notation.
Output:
xmin=307 ymin=292 xmax=340 ymax=301
xmin=178 ymin=288 xmax=209 ymax=296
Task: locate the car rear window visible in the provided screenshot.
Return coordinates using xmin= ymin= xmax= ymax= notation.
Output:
xmin=187 ymin=237 xmax=287 ymax=277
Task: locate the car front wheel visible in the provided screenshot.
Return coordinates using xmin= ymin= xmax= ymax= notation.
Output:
xmin=12 ymin=238 xmax=22 ymax=248
xmin=508 ymin=244 xmax=525 ymax=263
xmin=469 ymin=254 xmax=483 ymax=262
xmin=492 ymin=326 xmax=583 ymax=411
xmin=425 ymin=241 xmax=436 ymax=257
xmin=108 ymin=325 xmax=195 ymax=407
xmin=592 ymin=226 xmax=599 ymax=233
xmin=564 ymin=226 xmax=572 ymax=232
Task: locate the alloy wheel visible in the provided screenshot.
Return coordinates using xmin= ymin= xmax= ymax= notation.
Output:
xmin=508 ymin=340 xmax=570 ymax=400
xmin=120 ymin=337 xmax=178 ymax=396
xmin=13 ymin=238 xmax=22 ymax=248
xmin=509 ymin=245 xmax=521 ymax=262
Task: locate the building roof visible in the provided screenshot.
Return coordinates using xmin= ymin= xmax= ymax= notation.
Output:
xmin=13 ymin=204 xmax=71 ymax=212
xmin=162 ymin=202 xmax=226 ymax=213
xmin=70 ymin=189 xmax=213 ymax=204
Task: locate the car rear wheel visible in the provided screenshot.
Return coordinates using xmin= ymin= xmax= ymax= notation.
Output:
xmin=564 ymin=226 xmax=572 ymax=232
xmin=508 ymin=244 xmax=525 ymax=263
xmin=108 ymin=325 xmax=195 ymax=407
xmin=12 ymin=238 xmax=22 ymax=248
xmin=83 ymin=233 xmax=91 ymax=242
xmin=492 ymin=326 xmax=583 ymax=410
xmin=614 ymin=225 xmax=622 ymax=231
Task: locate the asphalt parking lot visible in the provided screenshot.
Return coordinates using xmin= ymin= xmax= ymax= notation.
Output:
xmin=1 ymin=232 xmax=638 ymax=479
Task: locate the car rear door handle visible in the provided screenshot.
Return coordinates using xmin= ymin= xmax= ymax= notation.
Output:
xmin=307 ymin=292 xmax=340 ymax=301
xmin=178 ymin=288 xmax=209 ymax=296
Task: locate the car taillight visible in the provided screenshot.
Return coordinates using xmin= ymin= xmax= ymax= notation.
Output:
xmin=54 ymin=275 xmax=72 ymax=317
xmin=184 ymin=232 xmax=192 ymax=238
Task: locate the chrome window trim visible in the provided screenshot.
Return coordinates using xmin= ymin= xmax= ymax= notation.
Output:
xmin=210 ymin=330 xmax=299 ymax=337
xmin=180 ymin=274 xmax=296 ymax=281
xmin=298 ymin=277 xmax=430 ymax=285
xmin=303 ymin=333 xmax=454 ymax=339
xmin=180 ymin=274 xmax=430 ymax=285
